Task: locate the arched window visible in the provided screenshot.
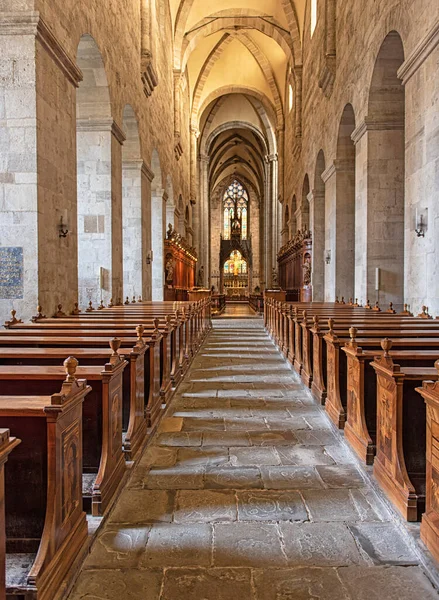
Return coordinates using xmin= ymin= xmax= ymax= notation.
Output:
xmin=289 ymin=84 xmax=294 ymax=113
xmin=224 ymin=250 xmax=247 ymax=275
xmin=223 ymin=179 xmax=249 ymax=240
xmin=311 ymin=0 xmax=317 ymax=37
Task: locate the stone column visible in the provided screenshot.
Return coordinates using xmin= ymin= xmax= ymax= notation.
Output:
xmin=352 ymin=118 xmax=404 ymax=307
xmin=190 ymin=125 xmax=200 ymax=250
xmin=141 ymin=162 xmax=154 ymax=300
xmin=198 ymin=153 xmax=210 ymax=284
xmin=76 ymin=118 xmax=125 ymax=308
xmin=398 ymin=21 xmax=439 ymax=315
xmin=122 ymin=159 xmax=143 ymax=299
xmin=265 ymin=154 xmax=278 ymax=287
xmin=308 ymin=189 xmax=325 ymax=301
xmin=0 ymin=11 xmax=83 ymax=323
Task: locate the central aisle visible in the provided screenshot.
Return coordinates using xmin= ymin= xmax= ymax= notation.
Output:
xmin=70 ymin=318 xmax=438 ymax=599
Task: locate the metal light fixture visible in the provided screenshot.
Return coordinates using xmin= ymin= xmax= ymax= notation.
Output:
xmin=58 ymin=216 xmax=68 ymax=238
xmin=415 ymin=207 xmax=428 ymax=238
xmin=146 ymin=250 xmax=154 ymax=264
xmin=325 ymin=249 xmax=331 ymax=265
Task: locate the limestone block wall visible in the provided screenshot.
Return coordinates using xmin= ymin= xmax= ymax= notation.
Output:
xmin=0 ymin=0 xmax=191 ymax=323
xmin=283 ymin=0 xmax=439 ymax=314
xmin=0 ymin=19 xmax=39 ymax=322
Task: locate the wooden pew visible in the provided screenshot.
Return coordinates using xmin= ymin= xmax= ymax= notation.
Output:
xmin=416 ymin=364 xmax=439 ymax=563
xmin=324 ymin=325 xmax=439 ymax=428
xmin=1 ymin=358 xmax=91 ymax=600
xmin=371 ymin=341 xmax=438 ymax=521
xmin=342 ymin=333 xmax=439 ymax=464
xmin=0 ymin=339 xmax=149 ymax=461
xmin=0 ymin=431 xmax=20 ymax=600
xmin=0 ymin=343 xmax=127 ymax=517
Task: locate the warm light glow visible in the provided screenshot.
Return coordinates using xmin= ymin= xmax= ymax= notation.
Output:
xmin=311 ymin=0 xmax=317 ymax=37
xmin=224 ymin=250 xmax=247 ymax=275
xmin=289 ymin=84 xmax=294 ymax=113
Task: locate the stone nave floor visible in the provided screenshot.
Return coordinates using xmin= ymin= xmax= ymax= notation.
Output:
xmin=69 ymin=318 xmax=439 ymax=600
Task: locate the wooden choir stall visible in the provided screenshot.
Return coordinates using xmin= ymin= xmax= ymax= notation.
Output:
xmin=164 ymin=225 xmax=197 ymax=301
xmin=277 ymin=229 xmax=312 ymax=302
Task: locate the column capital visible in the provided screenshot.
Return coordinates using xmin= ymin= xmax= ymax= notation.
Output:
xmin=265 ymin=153 xmax=278 ymax=163
xmin=398 ymin=20 xmax=439 ymax=84
xmin=0 ymin=12 xmax=83 ymax=87
xmin=76 ymin=118 xmax=126 ymax=145
xmin=141 ymin=162 xmax=155 ymax=182
xmin=351 ymin=116 xmax=404 ymax=145
xmin=198 ymin=154 xmax=210 ymax=164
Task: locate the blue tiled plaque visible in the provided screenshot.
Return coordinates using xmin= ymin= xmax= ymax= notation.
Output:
xmin=0 ymin=247 xmax=24 ymax=299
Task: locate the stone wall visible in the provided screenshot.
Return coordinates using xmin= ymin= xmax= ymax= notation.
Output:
xmin=0 ymin=0 xmax=191 ymax=322
xmin=283 ymin=0 xmax=439 ymax=314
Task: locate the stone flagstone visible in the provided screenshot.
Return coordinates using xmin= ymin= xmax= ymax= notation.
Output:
xmin=68 ymin=317 xmax=438 ymax=600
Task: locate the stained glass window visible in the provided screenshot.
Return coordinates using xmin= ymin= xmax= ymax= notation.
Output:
xmin=223 ymin=179 xmax=249 ymax=240
xmin=224 ymin=250 xmax=247 ymax=275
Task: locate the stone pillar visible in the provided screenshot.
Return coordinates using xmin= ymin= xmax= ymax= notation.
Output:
xmin=352 ymin=119 xmax=405 ymax=307
xmin=190 ymin=125 xmax=199 ymax=250
xmin=0 ymin=11 xmax=82 ymax=323
xmin=322 ymin=159 xmax=356 ymax=301
xmin=308 ymin=189 xmax=325 ymax=301
xmin=265 ymin=154 xmax=278 ymax=287
xmin=141 ymin=162 xmax=154 ymax=300
xmin=76 ymin=118 xmax=125 ymax=308
xmin=198 ymin=154 xmax=210 ymax=284
xmin=122 ymin=159 xmax=143 ymax=299
xmin=151 ymin=187 xmax=165 ymax=301
xmin=398 ymin=21 xmax=439 ymax=315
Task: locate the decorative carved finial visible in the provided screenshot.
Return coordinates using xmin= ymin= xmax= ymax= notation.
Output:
xmin=108 ymin=298 xmax=114 ymax=308
xmin=86 ymin=301 xmax=94 ymax=312
xmin=53 ymin=304 xmax=66 ymax=318
xmin=136 ymin=324 xmax=144 ymax=344
xmin=70 ymin=302 xmax=81 ymax=315
xmin=98 ymin=300 xmax=104 ymax=310
xmin=372 ymin=301 xmax=381 ymax=312
xmin=418 ymin=305 xmax=432 ymax=319
xmin=381 ymin=338 xmax=393 ymax=358
xmin=349 ymin=298 xmax=353 ymax=305
xmin=132 ymin=296 xmax=136 ymax=303
xmin=109 ymin=337 xmax=121 ymax=358
xmin=302 ymin=310 xmax=307 ymax=323
xmin=32 ymin=305 xmax=46 ymax=321
xmin=153 ymin=318 xmax=160 ymax=335
xmin=341 ymin=297 xmax=345 ymax=304
xmin=365 ymin=299 xmax=371 ymax=309
xmin=328 ymin=318 xmax=334 ymax=334
xmin=124 ymin=297 xmax=130 ymax=305
xmin=138 ymin=296 xmax=142 ymax=302
xmin=400 ymin=303 xmax=413 ymax=316
xmin=4 ymin=309 xmax=23 ymax=328
xmin=354 ymin=298 xmax=359 ymax=307
xmin=63 ymin=356 xmax=78 ymax=382
xmin=349 ymin=327 xmax=358 ymax=345
xmin=335 ymin=296 xmax=339 ymax=303
xmin=387 ymin=302 xmax=396 ymax=314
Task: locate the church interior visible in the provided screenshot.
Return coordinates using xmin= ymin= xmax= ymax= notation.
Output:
xmin=0 ymin=0 xmax=439 ymax=598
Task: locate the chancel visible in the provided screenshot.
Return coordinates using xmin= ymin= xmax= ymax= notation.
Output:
xmin=0 ymin=0 xmax=438 ymax=598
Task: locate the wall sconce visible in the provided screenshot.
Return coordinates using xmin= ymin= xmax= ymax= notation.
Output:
xmin=146 ymin=250 xmax=154 ymax=265
xmin=325 ymin=249 xmax=331 ymax=265
xmin=415 ymin=207 xmax=428 ymax=237
xmin=58 ymin=215 xmax=68 ymax=238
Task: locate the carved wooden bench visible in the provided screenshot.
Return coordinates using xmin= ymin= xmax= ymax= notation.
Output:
xmin=1 ymin=359 xmax=91 ymax=599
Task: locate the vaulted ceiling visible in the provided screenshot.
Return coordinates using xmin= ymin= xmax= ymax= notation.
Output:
xmin=170 ymin=0 xmax=305 ymax=195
